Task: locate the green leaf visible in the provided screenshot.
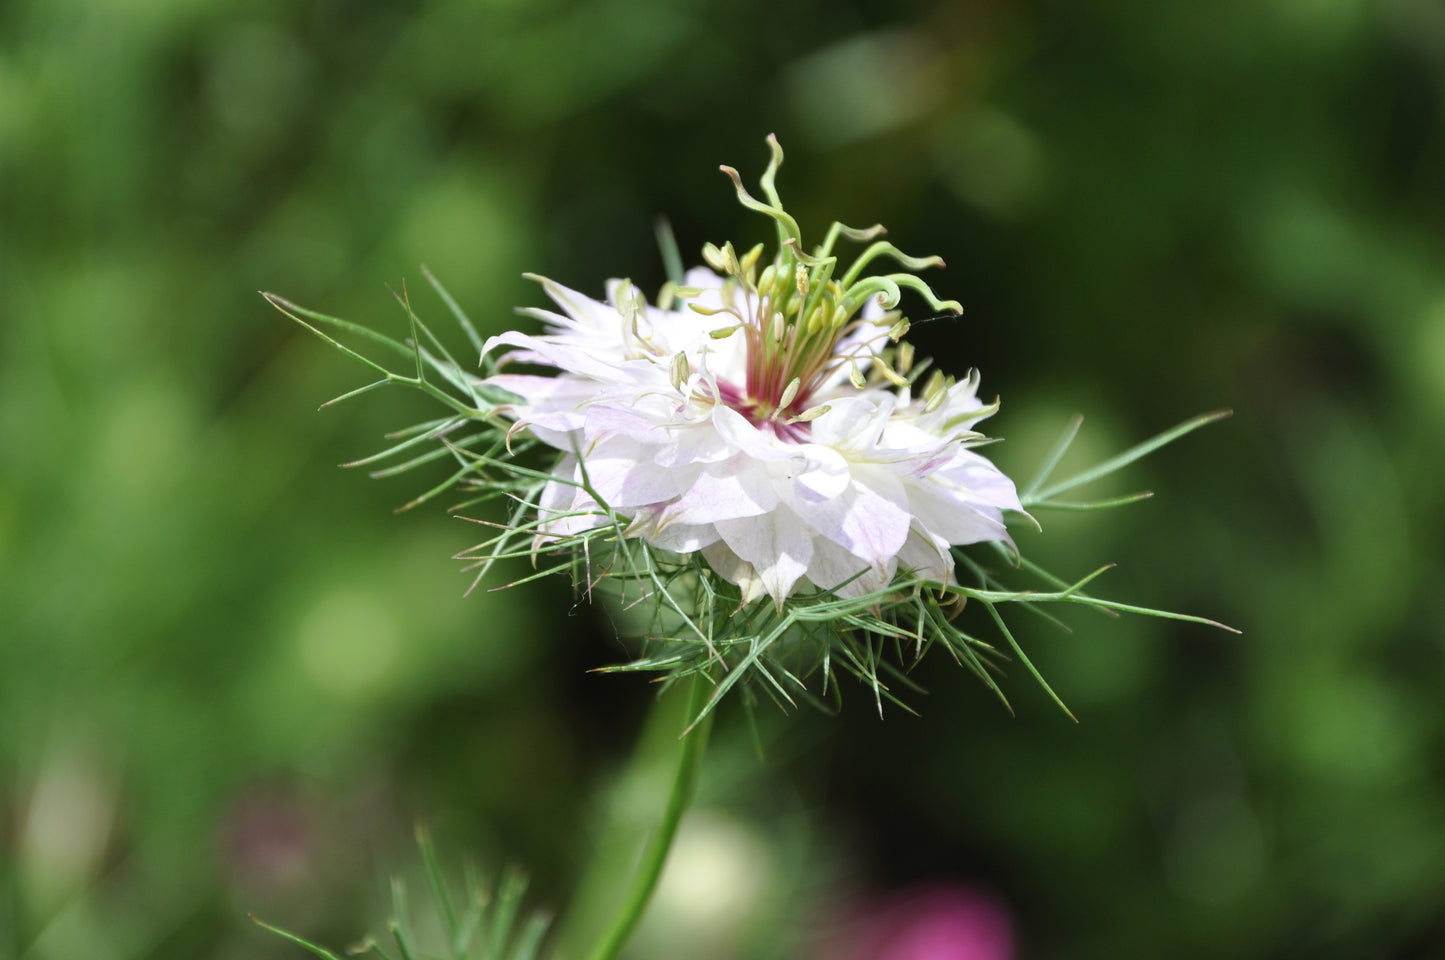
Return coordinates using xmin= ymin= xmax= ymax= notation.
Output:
xmin=981 ymin=600 xmax=1077 ymax=722
xmin=249 ymin=916 xmax=347 ymax=960
xmin=421 ymin=264 xmax=487 ymax=357
xmin=654 ymin=218 xmax=685 ymax=288
xmin=1021 ymin=413 xmax=1083 ymax=502
xmin=509 ymin=913 xmax=554 ymax=960
xmin=485 ymin=868 xmax=531 ymax=960
xmin=389 ymin=879 xmax=419 ymax=960
xmin=264 ymin=292 xmax=415 ymax=362
xmin=1028 ymin=409 xmax=1232 ymax=504
xmin=415 ymin=823 xmax=460 ymax=958
xmin=1031 ymin=490 xmax=1154 ymax=511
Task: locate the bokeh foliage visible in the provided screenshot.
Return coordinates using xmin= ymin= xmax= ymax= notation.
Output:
xmin=3 ymin=0 xmax=1444 ymax=958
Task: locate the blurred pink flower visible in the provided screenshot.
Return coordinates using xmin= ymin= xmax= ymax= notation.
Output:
xmin=817 ymin=882 xmax=1013 ymax=960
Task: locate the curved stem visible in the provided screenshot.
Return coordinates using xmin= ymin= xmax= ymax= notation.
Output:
xmin=585 ymin=675 xmax=713 ymax=960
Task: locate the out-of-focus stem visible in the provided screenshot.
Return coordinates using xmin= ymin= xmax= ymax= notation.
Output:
xmin=583 ymin=675 xmax=713 ymax=960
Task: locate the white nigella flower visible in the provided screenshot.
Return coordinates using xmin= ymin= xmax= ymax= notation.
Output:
xmin=272 ymin=135 xmax=1231 ymax=731
xmin=481 ymin=138 xmax=1022 ymax=608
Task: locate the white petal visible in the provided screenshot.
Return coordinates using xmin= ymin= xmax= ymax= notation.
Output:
xmin=808 ymin=396 xmax=885 ymax=448
xmin=641 ymin=517 xmax=722 ymax=553
xmin=581 ymin=447 xmax=689 ymax=508
xmin=805 ymin=537 xmax=891 ymax=598
xmin=683 ymin=266 xmax=726 ymax=291
xmin=788 ymin=468 xmax=910 ymax=571
xmin=710 ymin=406 xmax=801 ymax=463
xmin=935 ymin=449 xmax=1024 ymax=512
xmin=654 ymin=421 xmax=733 ymax=467
xmin=533 ymin=458 xmax=608 ymax=543
xmin=538 ymin=275 xmax=631 ymax=333
xmin=700 ymin=541 xmax=766 ymax=604
xmin=482 ymin=330 xmax=624 ymax=381
xmin=659 ymin=456 xmax=779 ymax=527
xmin=789 ymin=445 xmax=851 ymax=501
xmin=714 ymin=509 xmax=814 ymax=605
xmin=907 ymin=480 xmax=1011 ymax=545
xmin=581 ymin=402 xmax=673 ymax=446
xmin=896 ymin=527 xmax=955 ymax=585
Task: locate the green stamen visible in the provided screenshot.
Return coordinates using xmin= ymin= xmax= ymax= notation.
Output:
xmin=697 ymin=138 xmax=962 ymax=427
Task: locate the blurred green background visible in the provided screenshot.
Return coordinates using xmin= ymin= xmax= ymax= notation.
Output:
xmin=3 ymin=0 xmax=1445 ymax=957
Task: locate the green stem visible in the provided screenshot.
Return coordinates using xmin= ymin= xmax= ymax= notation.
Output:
xmin=584 ymin=675 xmax=713 ymax=960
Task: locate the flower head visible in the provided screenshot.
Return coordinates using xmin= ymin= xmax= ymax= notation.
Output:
xmin=482 ymin=136 xmax=1022 ymax=607
xmin=270 ymin=135 xmax=1232 ymax=721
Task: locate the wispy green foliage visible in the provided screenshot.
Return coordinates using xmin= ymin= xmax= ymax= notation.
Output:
xmin=254 ymin=825 xmax=551 ymax=960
